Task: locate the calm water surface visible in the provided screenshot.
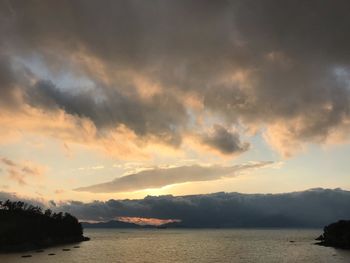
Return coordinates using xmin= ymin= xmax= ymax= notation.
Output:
xmin=1 ymin=229 xmax=350 ymax=262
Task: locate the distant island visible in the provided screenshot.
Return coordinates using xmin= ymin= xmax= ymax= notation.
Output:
xmin=0 ymin=200 xmax=89 ymax=252
xmin=82 ymin=220 xmax=176 ymax=229
xmin=82 ymin=220 xmax=146 ymax=229
xmin=316 ymin=220 xmax=350 ymax=249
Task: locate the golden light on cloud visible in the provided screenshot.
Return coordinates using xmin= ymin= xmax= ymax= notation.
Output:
xmin=0 ymin=106 xmax=152 ymax=160
xmin=117 ymin=216 xmax=181 ymax=226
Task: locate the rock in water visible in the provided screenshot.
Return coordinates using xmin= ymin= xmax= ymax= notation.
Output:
xmin=316 ymin=220 xmax=350 ymax=249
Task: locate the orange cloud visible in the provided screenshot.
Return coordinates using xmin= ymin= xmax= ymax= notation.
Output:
xmin=0 ymin=157 xmax=46 ymax=185
xmin=264 ymin=115 xmax=350 ymax=158
xmin=0 ymin=106 xmax=150 ymax=160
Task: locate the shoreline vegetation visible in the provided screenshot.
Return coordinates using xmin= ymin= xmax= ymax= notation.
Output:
xmin=316 ymin=220 xmax=350 ymax=249
xmin=0 ymin=200 xmax=89 ymax=253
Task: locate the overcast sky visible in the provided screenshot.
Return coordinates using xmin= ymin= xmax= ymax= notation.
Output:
xmin=0 ymin=0 xmax=350 ymax=202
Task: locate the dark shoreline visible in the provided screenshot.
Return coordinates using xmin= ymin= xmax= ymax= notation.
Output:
xmin=314 ymin=220 xmax=350 ymax=250
xmin=0 ymin=235 xmax=90 ymax=253
xmin=315 ymin=241 xmax=350 ymax=250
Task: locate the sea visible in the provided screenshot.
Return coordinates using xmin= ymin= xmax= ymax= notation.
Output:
xmin=1 ymin=229 xmax=350 ymax=262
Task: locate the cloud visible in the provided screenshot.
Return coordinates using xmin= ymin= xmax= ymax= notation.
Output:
xmin=1 ymin=158 xmax=16 ymax=167
xmin=0 ymin=106 xmax=152 ymax=159
xmin=75 ymin=162 xmax=272 ymax=193
xmin=54 ymin=189 xmax=65 ymax=195
xmin=59 ymin=188 xmax=350 ymax=227
xmin=200 ymin=124 xmax=249 ymax=155
xmin=0 ymin=0 xmax=350 ymax=157
xmin=27 ymin=80 xmax=187 ymax=146
xmin=0 ymin=190 xmax=46 ymax=208
xmin=0 ymin=157 xmax=46 ymax=185
xmin=0 ymin=188 xmax=349 ymax=227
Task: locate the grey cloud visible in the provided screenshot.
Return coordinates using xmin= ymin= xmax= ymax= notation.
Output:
xmin=204 ymin=0 xmax=350 ymax=142
xmin=200 ymin=124 xmax=249 ymax=155
xmin=0 ymin=191 xmax=46 ymax=208
xmin=0 ymin=56 xmax=19 ymax=108
xmin=1 ymin=188 xmax=349 ymax=227
xmin=59 ymin=188 xmax=350 ymax=227
xmin=1 ymin=1 xmax=350 ymax=153
xmin=0 ymin=191 xmax=18 ymax=201
xmin=7 ymin=1 xmax=239 ymax=68
xmin=75 ymin=162 xmax=271 ymax=193
xmin=27 ymin=80 xmax=187 ymax=145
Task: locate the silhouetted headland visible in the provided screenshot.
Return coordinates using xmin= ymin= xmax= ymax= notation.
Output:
xmin=0 ymin=200 xmax=89 ymax=252
xmin=316 ymin=220 xmax=350 ymax=249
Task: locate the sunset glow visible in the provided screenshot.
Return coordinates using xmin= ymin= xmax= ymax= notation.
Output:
xmin=0 ymin=0 xmax=349 ymax=205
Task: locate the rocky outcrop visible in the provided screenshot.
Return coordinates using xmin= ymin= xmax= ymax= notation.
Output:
xmin=316 ymin=220 xmax=350 ymax=249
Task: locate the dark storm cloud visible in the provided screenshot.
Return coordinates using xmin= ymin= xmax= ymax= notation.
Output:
xmin=59 ymin=188 xmax=350 ymax=227
xmin=0 ymin=56 xmax=19 ymax=108
xmin=1 ymin=0 xmax=350 ymax=153
xmin=75 ymin=162 xmax=271 ymax=193
xmin=200 ymin=125 xmax=249 ymax=155
xmin=6 ymin=0 xmax=238 ymax=68
xmin=233 ymin=0 xmax=350 ymax=61
xmin=204 ymin=0 xmax=350 ymax=143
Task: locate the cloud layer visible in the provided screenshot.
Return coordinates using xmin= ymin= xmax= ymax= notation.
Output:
xmin=75 ymin=162 xmax=271 ymax=193
xmin=1 ymin=0 xmax=350 ymax=157
xmin=1 ymin=187 xmax=349 ymax=227
xmin=61 ymin=188 xmax=350 ymax=227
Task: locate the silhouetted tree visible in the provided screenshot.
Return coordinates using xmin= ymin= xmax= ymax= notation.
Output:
xmin=0 ymin=200 xmax=87 ymax=251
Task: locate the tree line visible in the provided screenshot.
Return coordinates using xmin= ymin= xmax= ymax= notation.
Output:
xmin=0 ymin=200 xmax=83 ymax=248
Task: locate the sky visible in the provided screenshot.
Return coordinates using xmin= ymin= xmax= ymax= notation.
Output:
xmin=0 ymin=0 xmax=350 ymax=203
